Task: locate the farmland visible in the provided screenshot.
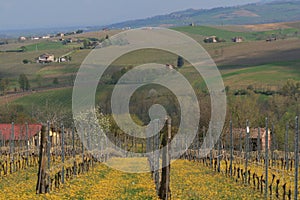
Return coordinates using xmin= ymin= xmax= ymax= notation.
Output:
xmin=0 ymin=19 xmax=299 ymax=199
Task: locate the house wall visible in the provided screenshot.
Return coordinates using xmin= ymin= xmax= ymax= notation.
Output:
xmin=261 ymin=130 xmax=271 ymax=150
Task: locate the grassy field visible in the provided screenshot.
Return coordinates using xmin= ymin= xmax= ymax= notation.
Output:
xmin=0 ymin=158 xmax=264 ymax=199
xmin=173 ymin=25 xmax=299 ymax=42
xmin=24 ymin=41 xmax=65 ymax=52
xmin=0 ymin=24 xmax=299 ymax=112
xmin=8 ymin=49 xmax=300 ymax=110
xmin=221 ymin=61 xmax=300 ymax=89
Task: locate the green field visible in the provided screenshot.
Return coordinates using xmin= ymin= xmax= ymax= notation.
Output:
xmin=24 ymin=41 xmax=65 ymax=52
xmin=221 ymin=61 xmax=300 ymax=88
xmin=173 ymin=26 xmax=299 ymax=42
xmin=0 ymin=25 xmax=299 ymax=120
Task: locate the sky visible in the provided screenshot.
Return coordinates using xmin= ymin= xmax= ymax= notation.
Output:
xmin=0 ymin=0 xmax=263 ymax=30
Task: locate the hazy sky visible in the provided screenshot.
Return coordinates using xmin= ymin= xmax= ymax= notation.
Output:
xmin=0 ymin=0 xmax=262 ymax=30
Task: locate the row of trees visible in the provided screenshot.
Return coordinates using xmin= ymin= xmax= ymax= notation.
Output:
xmin=18 ymin=73 xmax=30 ymax=91
xmin=0 ymin=73 xmax=63 ymax=95
xmin=0 ymin=73 xmax=30 ymax=95
xmin=0 ymin=78 xmax=9 ymax=95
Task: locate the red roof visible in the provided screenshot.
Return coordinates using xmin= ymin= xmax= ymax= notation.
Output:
xmin=0 ymin=124 xmax=42 ymax=141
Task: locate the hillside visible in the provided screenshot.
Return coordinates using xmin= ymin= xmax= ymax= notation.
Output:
xmin=0 ymin=21 xmax=299 ymax=126
xmin=107 ymin=1 xmax=300 ymax=28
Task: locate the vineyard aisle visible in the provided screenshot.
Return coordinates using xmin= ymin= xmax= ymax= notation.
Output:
xmin=0 ymin=158 xmax=264 ymax=199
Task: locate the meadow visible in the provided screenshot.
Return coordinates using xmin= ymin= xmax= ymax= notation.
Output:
xmin=0 ymin=158 xmax=264 ymax=199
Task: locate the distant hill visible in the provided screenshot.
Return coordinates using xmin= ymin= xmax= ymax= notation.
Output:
xmin=106 ymin=0 xmax=300 ymax=28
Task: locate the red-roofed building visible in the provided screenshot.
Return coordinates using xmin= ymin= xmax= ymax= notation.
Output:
xmin=0 ymin=124 xmax=42 ymax=147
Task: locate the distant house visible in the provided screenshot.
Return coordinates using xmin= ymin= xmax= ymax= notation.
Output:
xmin=227 ymin=127 xmax=271 ymax=151
xmin=232 ymin=36 xmax=243 ymax=43
xmin=0 ymin=124 xmax=42 ymax=148
xmin=37 ymin=53 xmax=55 ymax=63
xmin=249 ymin=128 xmax=271 ymax=151
xmin=56 ymin=33 xmax=65 ymax=37
xmin=58 ymin=57 xmax=67 ymax=62
xmin=166 ymin=64 xmax=175 ymax=70
xmin=42 ymin=35 xmax=50 ymax=39
xmin=19 ymin=36 xmax=27 ymax=41
xmin=266 ymin=37 xmax=277 ymax=42
xmin=62 ymin=38 xmax=73 ymax=45
xmin=204 ymin=36 xmax=218 ymax=43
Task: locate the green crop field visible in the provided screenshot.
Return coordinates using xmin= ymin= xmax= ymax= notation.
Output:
xmin=13 ymin=88 xmax=72 ymax=108
xmin=221 ymin=61 xmax=300 ymax=88
xmin=24 ymin=41 xmax=65 ymax=52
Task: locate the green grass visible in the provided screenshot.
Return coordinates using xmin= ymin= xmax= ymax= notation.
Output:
xmin=13 ymin=88 xmax=73 ymax=109
xmin=10 ymin=58 xmax=300 ymax=113
xmin=221 ymin=60 xmax=300 ymax=89
xmin=112 ymin=48 xmax=178 ymax=67
xmin=2 ymin=30 xmax=299 ymax=115
xmin=37 ymin=64 xmax=79 ymax=76
xmin=173 ymin=26 xmax=299 ymax=42
xmin=24 ymin=41 xmax=65 ymax=52
xmin=11 ymin=84 xmax=114 ymax=114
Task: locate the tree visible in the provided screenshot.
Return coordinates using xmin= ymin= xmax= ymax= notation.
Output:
xmin=225 ymin=86 xmax=230 ymax=93
xmin=36 ymin=74 xmax=43 ymax=87
xmin=22 ymin=59 xmax=30 ymax=64
xmin=18 ymin=73 xmax=30 ymax=91
xmin=20 ymin=46 xmax=27 ymax=52
xmin=0 ymin=78 xmax=9 ymax=95
xmin=177 ymin=56 xmax=184 ymax=68
xmin=281 ymin=79 xmax=300 ymax=101
xmin=83 ymin=39 xmax=90 ymax=49
xmin=76 ymin=29 xmax=84 ymax=34
xmin=53 ymin=77 xmax=59 ymax=85
xmin=32 ymin=101 xmax=73 ymax=127
xmin=281 ymin=79 xmax=300 ymax=114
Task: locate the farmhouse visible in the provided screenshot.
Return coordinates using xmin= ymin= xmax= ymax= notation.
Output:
xmin=228 ymin=127 xmax=271 ymax=151
xmin=42 ymin=35 xmax=50 ymax=39
xmin=18 ymin=36 xmax=27 ymax=41
xmin=37 ymin=53 xmax=55 ymax=63
xmin=0 ymin=124 xmax=42 ymax=147
xmin=56 ymin=33 xmax=65 ymax=37
xmin=166 ymin=64 xmax=175 ymax=70
xmin=0 ymin=124 xmax=60 ymax=149
xmin=204 ymin=36 xmax=218 ymax=43
xmin=232 ymin=36 xmax=243 ymax=43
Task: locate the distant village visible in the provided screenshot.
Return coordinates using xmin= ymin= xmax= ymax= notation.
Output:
xmin=12 ymin=29 xmax=110 ymax=64
xmin=17 ymin=29 xmax=84 ymax=42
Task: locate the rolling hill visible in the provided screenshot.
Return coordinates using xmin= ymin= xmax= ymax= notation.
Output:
xmin=106 ymin=1 xmax=300 ymax=28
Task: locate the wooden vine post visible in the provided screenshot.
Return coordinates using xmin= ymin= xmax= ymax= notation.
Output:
xmin=159 ymin=117 xmax=171 ymax=200
xmin=36 ymin=125 xmax=49 ymax=194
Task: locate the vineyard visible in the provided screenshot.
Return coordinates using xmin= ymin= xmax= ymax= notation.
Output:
xmin=0 ymin=116 xmax=299 ymax=199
